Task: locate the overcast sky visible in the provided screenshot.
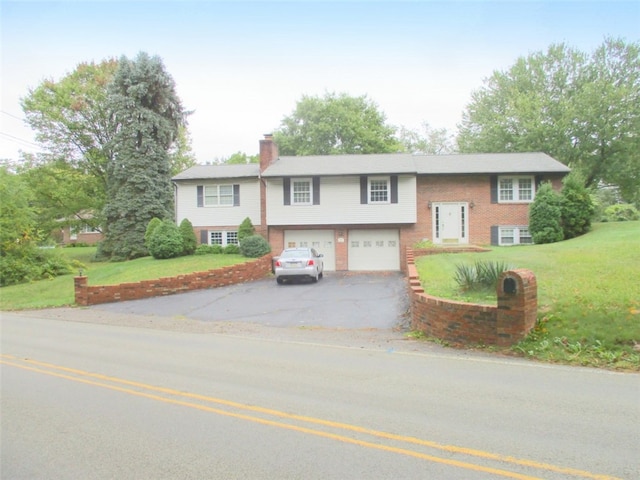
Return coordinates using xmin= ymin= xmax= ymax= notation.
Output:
xmin=1 ymin=0 xmax=638 ymax=163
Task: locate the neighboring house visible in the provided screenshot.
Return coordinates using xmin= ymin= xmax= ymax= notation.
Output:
xmin=172 ymin=134 xmax=570 ymax=272
xmin=58 ymin=212 xmax=103 ymax=245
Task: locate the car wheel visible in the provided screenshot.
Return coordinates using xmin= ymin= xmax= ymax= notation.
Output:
xmin=311 ymin=272 xmax=318 ymax=283
xmin=319 ymin=271 xmax=323 ymax=280
xmin=276 ymin=277 xmax=284 ymax=285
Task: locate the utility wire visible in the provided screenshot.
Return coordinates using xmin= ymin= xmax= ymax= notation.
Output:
xmin=0 ymin=131 xmax=41 ymax=149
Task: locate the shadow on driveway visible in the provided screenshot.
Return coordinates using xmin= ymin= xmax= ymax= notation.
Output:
xmin=89 ymin=272 xmax=410 ymax=330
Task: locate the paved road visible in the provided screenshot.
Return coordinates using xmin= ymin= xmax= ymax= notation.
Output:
xmin=2 ymin=313 xmax=638 ymax=479
xmin=89 ymin=272 xmax=410 ymax=329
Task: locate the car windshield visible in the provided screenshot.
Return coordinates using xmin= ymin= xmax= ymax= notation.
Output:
xmin=281 ymin=249 xmax=311 ymax=258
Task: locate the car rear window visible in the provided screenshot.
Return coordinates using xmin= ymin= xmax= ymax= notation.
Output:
xmin=281 ymin=249 xmax=309 ymax=258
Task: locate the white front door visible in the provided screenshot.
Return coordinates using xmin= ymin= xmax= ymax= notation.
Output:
xmin=433 ymin=202 xmax=469 ymax=244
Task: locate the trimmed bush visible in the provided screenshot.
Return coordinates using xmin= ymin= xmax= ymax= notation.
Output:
xmin=147 ymin=221 xmax=184 ymax=259
xmin=223 ymin=244 xmax=240 ymax=255
xmin=239 ymin=235 xmax=271 ymax=258
xmin=604 ymin=204 xmax=639 ymax=222
xmin=195 ymin=244 xmax=213 ymax=255
xmin=561 ymin=174 xmax=594 ymax=239
xmin=179 ymin=218 xmax=197 ymax=255
xmin=144 ymin=217 xmax=163 ymax=248
xmin=238 ymin=217 xmax=255 ymax=243
xmin=529 ymin=182 xmax=563 ymax=244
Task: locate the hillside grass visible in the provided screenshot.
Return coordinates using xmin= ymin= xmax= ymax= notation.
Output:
xmin=415 ymin=222 xmax=640 ymax=370
xmin=0 ymin=248 xmax=249 ymax=310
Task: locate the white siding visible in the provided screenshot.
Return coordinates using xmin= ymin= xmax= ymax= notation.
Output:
xmin=175 ymin=179 xmax=261 ymax=227
xmin=266 ymin=176 xmax=416 ymax=225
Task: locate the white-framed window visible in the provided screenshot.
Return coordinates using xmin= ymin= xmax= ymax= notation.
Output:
xmin=499 ymin=226 xmax=533 ymax=246
xmin=209 ymin=231 xmax=239 ymax=246
xmin=498 ymin=176 xmax=535 ymax=203
xmin=369 ymin=177 xmax=389 ymax=203
xmin=291 ymin=178 xmax=312 ymax=205
xmin=204 ymin=184 xmax=234 ymax=206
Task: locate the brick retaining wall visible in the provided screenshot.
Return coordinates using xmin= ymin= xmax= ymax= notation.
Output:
xmin=407 ymin=249 xmax=537 ymax=346
xmin=74 ymin=254 xmax=273 ymax=306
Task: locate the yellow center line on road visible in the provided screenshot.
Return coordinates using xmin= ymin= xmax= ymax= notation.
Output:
xmin=0 ymin=355 xmax=621 ymax=480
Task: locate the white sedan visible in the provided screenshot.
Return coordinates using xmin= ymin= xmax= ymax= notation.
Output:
xmin=274 ymin=248 xmax=324 ymax=284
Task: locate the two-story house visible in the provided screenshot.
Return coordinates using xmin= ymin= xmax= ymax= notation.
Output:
xmin=172 ymin=134 xmax=570 ymax=272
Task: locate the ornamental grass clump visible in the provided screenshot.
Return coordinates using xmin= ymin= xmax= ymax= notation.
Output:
xmin=454 ymin=260 xmax=513 ymax=291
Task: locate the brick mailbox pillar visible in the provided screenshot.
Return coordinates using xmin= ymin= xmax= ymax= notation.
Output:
xmin=74 ymin=275 xmax=88 ymax=306
xmin=495 ymin=269 xmax=537 ymax=346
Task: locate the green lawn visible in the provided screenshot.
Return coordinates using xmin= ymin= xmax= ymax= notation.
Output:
xmin=0 ymin=249 xmax=250 ymax=310
xmin=415 ymin=222 xmax=640 ymax=370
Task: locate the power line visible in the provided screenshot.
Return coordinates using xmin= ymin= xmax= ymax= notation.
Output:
xmin=0 ymin=131 xmax=41 ymax=149
xmin=0 ymin=110 xmax=25 ymax=122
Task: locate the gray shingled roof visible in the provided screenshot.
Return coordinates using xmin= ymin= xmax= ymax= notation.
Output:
xmin=262 ymin=152 xmax=569 ymax=177
xmin=261 ymin=154 xmax=417 ymax=177
xmin=172 ymin=152 xmax=569 ymax=180
xmin=172 ymin=163 xmax=260 ymax=181
xmin=412 ymin=152 xmax=571 ymax=175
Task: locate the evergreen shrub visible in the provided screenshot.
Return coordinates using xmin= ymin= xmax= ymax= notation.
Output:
xmin=238 ymin=217 xmax=255 ymax=243
xmin=604 ymin=204 xmax=639 ymax=222
xmin=529 ymin=182 xmax=563 ymax=244
xmin=147 ymin=221 xmax=183 ymax=259
xmin=223 ymin=244 xmax=240 ymax=254
xmin=239 ymin=235 xmax=271 ymax=258
xmin=179 ymin=218 xmax=197 ymax=255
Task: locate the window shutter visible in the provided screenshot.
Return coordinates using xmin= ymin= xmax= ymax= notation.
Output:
xmin=360 ymin=176 xmax=368 ymax=204
xmin=283 ymin=178 xmax=291 ymax=205
xmin=535 ymin=175 xmax=543 ymax=190
xmin=312 ymin=176 xmax=320 ymax=205
xmin=200 ymin=230 xmax=208 ymax=244
xmin=390 ymin=175 xmax=398 ymax=204
xmin=490 ymin=176 xmax=498 ymax=204
xmin=233 ymin=184 xmax=240 ymax=206
xmin=197 ymin=185 xmax=204 ymax=207
xmin=490 ymin=226 xmax=499 ymax=246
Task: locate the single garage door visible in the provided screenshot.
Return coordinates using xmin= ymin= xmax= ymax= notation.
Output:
xmin=284 ymin=230 xmax=336 ymax=271
xmin=348 ymin=229 xmax=400 ymax=271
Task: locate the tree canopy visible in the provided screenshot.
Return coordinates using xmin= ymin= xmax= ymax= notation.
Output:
xmin=274 ymin=92 xmax=401 ymax=155
xmin=457 ymin=38 xmax=639 ymax=205
xmin=98 ymin=52 xmax=186 ymax=260
xmin=20 ymin=58 xmax=196 ymax=239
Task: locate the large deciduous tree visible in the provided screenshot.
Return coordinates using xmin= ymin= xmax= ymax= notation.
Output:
xmin=22 ymin=59 xmax=120 ymax=185
xmin=21 ymin=59 xmax=196 ymax=240
xmin=274 ymin=92 xmax=401 ymax=155
xmin=397 ymin=122 xmax=456 ymax=154
xmin=97 ymin=52 xmax=186 ymax=261
xmin=457 ymin=38 xmax=639 ymax=205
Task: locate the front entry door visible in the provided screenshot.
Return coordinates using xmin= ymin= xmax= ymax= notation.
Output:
xmin=433 ymin=202 xmax=468 ymax=244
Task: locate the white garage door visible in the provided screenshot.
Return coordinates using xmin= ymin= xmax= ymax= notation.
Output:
xmin=284 ymin=230 xmax=336 ymax=271
xmin=348 ymin=229 xmax=400 ymax=271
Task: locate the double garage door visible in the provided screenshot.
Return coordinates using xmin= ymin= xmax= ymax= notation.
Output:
xmin=283 ymin=229 xmax=399 ymax=272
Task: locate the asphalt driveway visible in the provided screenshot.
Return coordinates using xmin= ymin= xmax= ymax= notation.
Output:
xmin=89 ymin=272 xmax=410 ymax=329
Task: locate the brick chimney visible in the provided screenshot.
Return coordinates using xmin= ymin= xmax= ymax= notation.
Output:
xmin=259 ymin=133 xmax=279 ymax=172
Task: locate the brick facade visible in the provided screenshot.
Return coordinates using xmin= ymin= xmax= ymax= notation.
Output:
xmin=74 ymin=254 xmax=273 ymax=306
xmin=407 ymin=249 xmax=537 ymax=346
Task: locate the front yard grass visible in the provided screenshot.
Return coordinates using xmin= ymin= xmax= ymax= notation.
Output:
xmin=0 ymin=248 xmax=250 ymax=310
xmin=415 ymin=221 xmax=640 ymax=370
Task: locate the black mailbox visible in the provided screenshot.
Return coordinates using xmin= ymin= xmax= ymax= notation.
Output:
xmin=503 ymin=277 xmax=517 ymax=294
